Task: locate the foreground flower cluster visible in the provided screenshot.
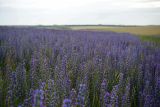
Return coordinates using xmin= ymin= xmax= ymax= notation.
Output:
xmin=0 ymin=27 xmax=160 ymax=107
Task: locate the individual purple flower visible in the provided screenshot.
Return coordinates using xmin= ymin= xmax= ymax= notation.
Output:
xmin=143 ymin=80 xmax=151 ymax=96
xmin=16 ymin=63 xmax=27 ymax=97
xmin=46 ymin=79 xmax=60 ymax=107
xmin=65 ymin=78 xmax=71 ymax=96
xmin=118 ymin=73 xmax=124 ymax=87
xmin=70 ymin=89 xmax=77 ymax=106
xmin=62 ymin=98 xmax=71 ymax=107
xmin=144 ymin=95 xmax=154 ymax=107
xmin=100 ymin=79 xmax=107 ymax=106
xmin=77 ymin=84 xmax=87 ymax=107
xmin=101 ymin=79 xmax=107 ymax=91
xmin=155 ymin=78 xmax=160 ymax=106
xmin=110 ymin=85 xmax=119 ymax=107
xmin=121 ymin=82 xmax=130 ymax=107
xmin=61 ymin=55 xmax=67 ymax=73
xmin=32 ymin=89 xmax=46 ymax=107
xmin=30 ymin=54 xmax=37 ymax=89
xmin=39 ymin=82 xmax=46 ymax=90
xmin=6 ymin=72 xmax=16 ymax=106
xmin=104 ymin=92 xmax=111 ymax=107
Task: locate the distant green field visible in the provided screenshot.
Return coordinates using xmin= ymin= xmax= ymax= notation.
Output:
xmin=34 ymin=25 xmax=160 ymax=43
xmin=68 ymin=25 xmax=160 ymax=36
xmin=140 ymin=35 xmax=160 ymax=44
xmin=67 ymin=25 xmax=160 ymax=44
xmin=34 ymin=25 xmax=160 ymax=36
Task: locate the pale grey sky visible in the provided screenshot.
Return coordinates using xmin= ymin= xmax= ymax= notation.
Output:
xmin=0 ymin=0 xmax=160 ymax=25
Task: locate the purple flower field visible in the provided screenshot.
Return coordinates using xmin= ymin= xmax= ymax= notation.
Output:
xmin=0 ymin=27 xmax=160 ymax=107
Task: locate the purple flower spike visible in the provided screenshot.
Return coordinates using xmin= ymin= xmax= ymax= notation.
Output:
xmin=144 ymin=95 xmax=154 ymax=107
xmin=101 ymin=79 xmax=107 ymax=91
xmin=110 ymin=85 xmax=119 ymax=107
xmin=104 ymin=92 xmax=111 ymax=107
xmin=122 ymin=82 xmax=130 ymax=107
xmin=70 ymin=89 xmax=77 ymax=106
xmin=100 ymin=79 xmax=107 ymax=106
xmin=62 ymin=99 xmax=71 ymax=107
xmin=32 ymin=89 xmax=46 ymax=107
xmin=77 ymin=84 xmax=87 ymax=107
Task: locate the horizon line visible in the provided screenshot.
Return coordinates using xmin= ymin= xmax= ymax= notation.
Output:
xmin=0 ymin=24 xmax=160 ymax=26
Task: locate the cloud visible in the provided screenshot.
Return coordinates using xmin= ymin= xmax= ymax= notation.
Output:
xmin=0 ymin=0 xmax=160 ymax=25
xmin=139 ymin=0 xmax=160 ymax=2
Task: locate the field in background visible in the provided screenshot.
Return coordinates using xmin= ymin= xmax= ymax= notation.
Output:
xmin=5 ymin=25 xmax=160 ymax=43
xmin=68 ymin=25 xmax=160 ymax=36
xmin=66 ymin=25 xmax=160 ymax=44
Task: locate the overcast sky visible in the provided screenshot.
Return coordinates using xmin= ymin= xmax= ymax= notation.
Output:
xmin=0 ymin=0 xmax=160 ymax=25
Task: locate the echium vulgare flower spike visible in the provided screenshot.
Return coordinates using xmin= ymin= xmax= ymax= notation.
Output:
xmin=155 ymin=64 xmax=160 ymax=91
xmin=77 ymin=84 xmax=87 ymax=107
xmin=32 ymin=89 xmax=46 ymax=107
xmin=70 ymin=89 xmax=77 ymax=106
xmin=155 ymin=64 xmax=160 ymax=78
xmin=104 ymin=92 xmax=111 ymax=107
xmin=23 ymin=97 xmax=32 ymax=107
xmin=101 ymin=79 xmax=107 ymax=92
xmin=100 ymin=79 xmax=107 ymax=106
xmin=30 ymin=55 xmax=37 ymax=89
xmin=62 ymin=98 xmax=71 ymax=107
xmin=39 ymin=82 xmax=46 ymax=90
xmin=16 ymin=63 xmax=27 ymax=98
xmin=118 ymin=73 xmax=124 ymax=87
xmin=6 ymin=72 xmax=16 ymax=106
xmin=61 ymin=55 xmax=67 ymax=73
xmin=144 ymin=63 xmax=151 ymax=81
xmin=110 ymin=85 xmax=119 ymax=107
xmin=144 ymin=95 xmax=154 ymax=107
xmin=143 ymin=80 xmax=151 ymax=96
xmin=47 ymin=79 xmax=54 ymax=91
xmin=46 ymin=79 xmax=60 ymax=106
xmin=155 ymin=78 xmax=160 ymax=106
xmin=41 ymin=57 xmax=51 ymax=81
xmin=138 ymin=64 xmax=144 ymax=91
xmin=6 ymin=90 xmax=13 ymax=107
xmin=45 ymin=79 xmax=54 ymax=106
xmin=121 ymin=81 xmax=131 ymax=107
xmin=65 ymin=78 xmax=71 ymax=96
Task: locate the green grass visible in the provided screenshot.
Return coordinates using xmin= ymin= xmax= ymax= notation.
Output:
xmin=140 ymin=35 xmax=160 ymax=44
